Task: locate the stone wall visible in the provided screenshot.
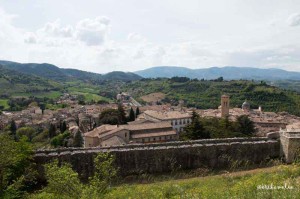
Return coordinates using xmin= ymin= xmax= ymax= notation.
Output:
xmin=280 ymin=131 xmax=300 ymax=163
xmin=34 ymin=137 xmax=280 ymax=181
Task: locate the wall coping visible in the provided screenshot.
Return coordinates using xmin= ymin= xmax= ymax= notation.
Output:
xmin=35 ymin=137 xmax=277 ymax=157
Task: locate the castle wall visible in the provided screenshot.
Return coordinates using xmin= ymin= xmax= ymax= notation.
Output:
xmin=280 ymin=131 xmax=300 ymax=163
xmin=34 ymin=137 xmax=280 ymax=181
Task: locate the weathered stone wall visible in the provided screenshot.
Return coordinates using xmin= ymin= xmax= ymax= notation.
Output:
xmin=34 ymin=137 xmax=280 ymax=181
xmin=280 ymin=131 xmax=300 ymax=163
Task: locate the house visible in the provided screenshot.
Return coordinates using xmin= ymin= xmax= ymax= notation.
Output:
xmin=143 ymin=110 xmax=192 ymax=133
xmin=84 ymin=121 xmax=178 ymax=147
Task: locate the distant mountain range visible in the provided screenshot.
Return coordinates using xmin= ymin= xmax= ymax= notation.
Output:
xmin=0 ymin=60 xmax=142 ymax=82
xmin=135 ymin=66 xmax=300 ymax=80
xmin=1 ymin=60 xmax=300 ymax=81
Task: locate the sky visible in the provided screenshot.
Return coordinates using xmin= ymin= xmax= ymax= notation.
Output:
xmin=0 ymin=0 xmax=300 ymax=73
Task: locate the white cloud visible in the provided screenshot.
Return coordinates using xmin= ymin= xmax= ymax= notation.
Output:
xmin=39 ymin=20 xmax=74 ymax=38
xmin=287 ymin=13 xmax=300 ymax=26
xmin=1 ymin=2 xmax=300 ymax=73
xmin=75 ymin=16 xmax=110 ymax=46
xmin=24 ymin=32 xmax=37 ymax=44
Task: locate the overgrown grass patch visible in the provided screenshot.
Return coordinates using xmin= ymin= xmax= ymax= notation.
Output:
xmin=0 ymin=99 xmax=9 ymax=109
xmin=106 ymin=164 xmax=300 ymax=199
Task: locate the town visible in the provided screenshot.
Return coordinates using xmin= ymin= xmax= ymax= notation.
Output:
xmin=1 ymin=91 xmax=300 ymax=149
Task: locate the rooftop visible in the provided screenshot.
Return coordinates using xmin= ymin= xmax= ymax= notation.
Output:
xmin=144 ymin=110 xmax=191 ymax=120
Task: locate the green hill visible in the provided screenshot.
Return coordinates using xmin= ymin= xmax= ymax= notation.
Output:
xmin=0 ymin=60 xmax=142 ymax=82
xmin=0 ymin=65 xmax=62 ymax=96
xmin=120 ymin=78 xmax=300 ymax=115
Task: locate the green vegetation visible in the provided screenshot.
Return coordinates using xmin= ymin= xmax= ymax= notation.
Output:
xmin=99 ymin=104 xmax=128 ymax=125
xmin=121 ymin=78 xmax=300 ymax=116
xmin=73 ymin=131 xmax=84 ymax=147
xmin=129 ymin=107 xmax=135 ymax=122
xmin=50 ymin=131 xmax=71 ymax=148
xmin=0 ymin=134 xmax=34 ymax=198
xmin=30 ymin=153 xmax=118 ymax=199
xmin=182 ymin=112 xmax=255 ymax=140
xmin=104 ymin=164 xmax=300 ymax=199
xmin=4 ymin=61 xmax=300 ymax=117
xmin=0 ymin=99 xmax=9 ymax=110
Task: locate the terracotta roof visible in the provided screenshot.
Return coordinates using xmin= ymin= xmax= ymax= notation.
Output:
xmin=124 ymin=121 xmax=172 ymax=131
xmin=286 ymin=122 xmax=300 ymax=132
xmin=127 ymin=119 xmax=155 ymax=125
xmin=131 ymin=130 xmax=177 ymax=139
xmin=101 ymin=136 xmax=126 ymax=146
xmin=98 ymin=121 xmax=173 ymax=139
xmin=84 ymin=125 xmax=118 ymax=137
xmin=144 ymin=110 xmax=191 ymax=120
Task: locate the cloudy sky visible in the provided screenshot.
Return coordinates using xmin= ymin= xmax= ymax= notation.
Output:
xmin=1 ymin=0 xmax=300 ymax=73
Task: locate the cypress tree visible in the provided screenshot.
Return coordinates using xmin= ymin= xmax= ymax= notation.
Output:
xmin=236 ymin=115 xmax=255 ymax=136
xmin=184 ymin=111 xmax=210 ymax=139
xmin=129 ymin=107 xmax=135 ymax=122
xmin=117 ymin=103 xmax=127 ymax=124
xmin=49 ymin=123 xmax=56 ymax=138
xmin=73 ymin=131 xmax=84 ymax=147
xmin=135 ymin=107 xmax=140 ymax=118
xmin=9 ymin=119 xmax=17 ymax=140
xmin=60 ymin=121 xmax=67 ymax=133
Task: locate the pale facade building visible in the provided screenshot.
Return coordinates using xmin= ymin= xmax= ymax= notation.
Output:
xmin=84 ymin=121 xmax=178 ymax=147
xmin=143 ymin=110 xmax=192 ymax=133
xmin=221 ymin=95 xmax=230 ymax=117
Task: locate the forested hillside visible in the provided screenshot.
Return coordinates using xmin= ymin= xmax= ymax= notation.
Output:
xmin=120 ymin=78 xmax=300 ymax=115
xmin=0 ymin=60 xmax=142 ymax=82
xmin=2 ymin=59 xmax=300 ymax=116
xmin=0 ymin=65 xmax=62 ymax=95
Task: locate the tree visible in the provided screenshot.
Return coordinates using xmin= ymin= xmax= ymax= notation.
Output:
xmin=50 ymin=131 xmax=70 ymax=148
xmin=236 ymin=115 xmax=255 ymax=136
xmin=117 ymin=103 xmax=127 ymax=124
xmin=99 ymin=109 xmax=121 ymax=125
xmin=60 ymin=121 xmax=67 ymax=133
xmin=9 ymin=120 xmax=17 ymax=141
xmin=39 ymin=103 xmax=46 ymax=114
xmin=33 ymin=153 xmax=118 ymax=198
xmin=48 ymin=124 xmax=56 ymax=138
xmin=84 ymin=153 xmax=118 ymax=197
xmin=135 ymin=107 xmax=140 ymax=118
xmin=41 ymin=161 xmax=82 ymax=199
xmin=16 ymin=127 xmax=35 ymax=142
xmin=129 ymin=107 xmax=135 ymax=122
xmin=183 ymin=111 xmax=210 ymax=139
xmin=73 ymin=131 xmax=84 ymax=147
xmin=0 ymin=135 xmax=34 ymax=198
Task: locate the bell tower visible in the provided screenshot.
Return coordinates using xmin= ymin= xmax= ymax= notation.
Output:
xmin=221 ymin=95 xmax=229 ymax=117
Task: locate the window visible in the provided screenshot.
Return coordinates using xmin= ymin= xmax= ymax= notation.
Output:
xmin=125 ymin=133 xmax=127 ymax=138
xmin=153 ymin=138 xmax=156 ymax=141
xmin=142 ymin=138 xmax=144 ymax=143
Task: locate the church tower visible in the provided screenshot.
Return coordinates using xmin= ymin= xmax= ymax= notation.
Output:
xmin=221 ymin=95 xmax=229 ymax=117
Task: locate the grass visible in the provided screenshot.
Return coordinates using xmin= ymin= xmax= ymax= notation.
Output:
xmin=11 ymin=91 xmax=62 ymax=99
xmin=70 ymin=91 xmax=110 ymax=102
xmin=105 ymin=164 xmax=300 ymax=199
xmin=0 ymin=99 xmax=9 ymax=109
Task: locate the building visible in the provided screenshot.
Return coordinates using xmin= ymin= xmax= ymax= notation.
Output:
xmin=280 ymin=122 xmax=300 ymax=163
xmin=84 ymin=121 xmax=178 ymax=147
xmin=143 ymin=110 xmax=192 ymax=132
xmin=242 ymin=100 xmax=250 ymax=112
xmin=221 ymin=95 xmax=230 ymax=117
